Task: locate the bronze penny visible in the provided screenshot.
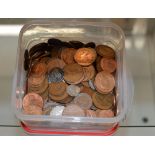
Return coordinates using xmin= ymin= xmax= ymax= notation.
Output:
xmin=80 ymin=86 xmax=95 ymax=97
xmin=23 ymin=104 xmax=43 ymax=115
xmin=95 ymin=45 xmax=115 ymax=58
xmin=96 ymin=109 xmax=114 ymax=118
xmin=22 ymin=92 xmax=44 ymax=110
xmin=74 ymin=93 xmax=92 ymax=110
xmin=92 ymin=92 xmax=114 ymax=110
xmin=64 ymin=63 xmax=84 ymax=84
xmin=30 ymin=62 xmax=47 ymax=77
xmin=85 ymin=110 xmax=97 ymax=117
xmin=61 ymin=48 xmax=76 ymax=64
xmin=74 ymin=48 xmax=97 ymax=66
xmin=62 ymin=104 xmax=85 ymax=117
xmin=82 ymin=65 xmax=96 ymax=81
xmin=94 ymin=71 xmax=115 ymax=94
xmin=28 ymin=75 xmax=45 ymax=87
xmin=47 ymin=58 xmax=66 ymax=72
xmin=49 ymin=82 xmax=67 ymax=96
xmin=95 ymin=56 xmax=102 ymax=72
xmin=49 ymin=91 xmax=69 ymax=102
xmin=100 ymin=58 xmax=117 ymax=73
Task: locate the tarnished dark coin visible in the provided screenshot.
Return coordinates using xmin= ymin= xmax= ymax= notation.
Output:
xmin=61 ymin=41 xmax=73 ymax=48
xmin=84 ymin=42 xmax=96 ymax=48
xmin=48 ymin=38 xmax=62 ymax=46
xmin=24 ymin=58 xmax=29 ymax=71
xmin=48 ymin=67 xmax=64 ymax=83
xmin=29 ymin=43 xmax=48 ymax=57
xmin=69 ymin=41 xmax=84 ymax=49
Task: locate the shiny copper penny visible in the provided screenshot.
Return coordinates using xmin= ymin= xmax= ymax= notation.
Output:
xmin=22 ymin=92 xmax=44 ymax=110
xmin=94 ymin=71 xmax=115 ymax=94
xmin=62 ymin=104 xmax=85 ymax=117
xmin=92 ymin=92 xmax=114 ymax=110
xmin=23 ymin=104 xmax=43 ymax=115
xmin=61 ymin=48 xmax=76 ymax=64
xmin=95 ymin=45 xmax=115 ymax=58
xmin=100 ymin=58 xmax=117 ymax=73
xmin=96 ymin=109 xmax=114 ymax=118
xmin=82 ymin=65 xmax=96 ymax=81
xmin=74 ymin=93 xmax=92 ymax=110
xmin=30 ymin=62 xmax=47 ymax=77
xmin=49 ymin=82 xmax=67 ymax=96
xmin=74 ymin=48 xmax=97 ymax=66
xmin=64 ymin=63 xmax=84 ymax=84
xmin=85 ymin=110 xmax=97 ymax=117
xmin=47 ymin=58 xmax=66 ymax=72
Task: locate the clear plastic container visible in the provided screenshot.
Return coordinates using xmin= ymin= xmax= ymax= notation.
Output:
xmin=11 ymin=20 xmax=133 ymax=135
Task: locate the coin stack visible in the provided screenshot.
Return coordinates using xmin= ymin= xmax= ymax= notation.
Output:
xmin=23 ymin=38 xmax=117 ymax=118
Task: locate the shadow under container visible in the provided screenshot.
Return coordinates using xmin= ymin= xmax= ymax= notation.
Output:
xmin=12 ymin=20 xmax=133 ymax=135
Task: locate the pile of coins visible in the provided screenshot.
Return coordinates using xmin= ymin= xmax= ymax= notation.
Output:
xmin=23 ymin=38 xmax=117 ymax=118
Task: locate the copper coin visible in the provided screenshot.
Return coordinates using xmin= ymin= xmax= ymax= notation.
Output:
xmin=47 ymin=58 xmax=66 ymax=72
xmin=62 ymin=104 xmax=85 ymax=117
xmin=96 ymin=109 xmax=114 ymax=118
xmin=39 ymin=57 xmax=51 ymax=64
xmin=23 ymin=104 xmax=43 ymax=115
xmin=30 ymin=62 xmax=47 ymax=77
xmin=64 ymin=63 xmax=84 ymax=84
xmin=94 ymin=71 xmax=115 ymax=94
xmin=95 ymin=56 xmax=102 ymax=72
xmin=100 ymin=58 xmax=117 ymax=73
xmin=96 ymin=45 xmax=115 ymax=58
xmin=85 ymin=110 xmax=97 ymax=117
xmin=58 ymin=95 xmax=74 ymax=104
xmin=28 ymin=75 xmax=45 ymax=86
xmin=49 ymin=82 xmax=67 ymax=96
xmin=40 ymin=88 xmax=48 ymax=101
xmin=49 ymin=91 xmax=69 ymax=102
xmin=74 ymin=93 xmax=92 ymax=110
xmin=74 ymin=48 xmax=97 ymax=66
xmin=92 ymin=92 xmax=114 ymax=110
xmin=28 ymin=78 xmax=48 ymax=94
xmin=80 ymin=86 xmax=95 ymax=97
xmin=82 ymin=65 xmax=96 ymax=81
xmin=22 ymin=92 xmax=44 ymax=110
xmin=61 ymin=48 xmax=76 ymax=64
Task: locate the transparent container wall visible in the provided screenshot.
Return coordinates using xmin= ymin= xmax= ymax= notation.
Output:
xmin=13 ymin=21 xmax=127 ymax=132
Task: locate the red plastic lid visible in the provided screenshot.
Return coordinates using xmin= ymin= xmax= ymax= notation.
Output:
xmin=21 ymin=122 xmax=119 ymax=136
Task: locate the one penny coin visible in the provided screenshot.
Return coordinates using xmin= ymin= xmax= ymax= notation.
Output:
xmin=28 ymin=75 xmax=45 ymax=86
xmin=100 ymin=58 xmax=117 ymax=73
xmin=47 ymin=58 xmax=66 ymax=72
xmin=64 ymin=63 xmax=84 ymax=84
xmin=82 ymin=65 xmax=96 ymax=81
xmin=96 ymin=109 xmax=114 ymax=118
xmin=74 ymin=93 xmax=92 ymax=110
xmin=74 ymin=48 xmax=97 ymax=66
xmin=30 ymin=62 xmax=47 ymax=77
xmin=95 ymin=45 xmax=115 ymax=58
xmin=94 ymin=71 xmax=115 ymax=94
xmin=22 ymin=92 xmax=44 ymax=110
xmin=61 ymin=48 xmax=76 ymax=64
xmin=92 ymin=92 xmax=114 ymax=110
xmin=62 ymin=104 xmax=85 ymax=117
xmin=23 ymin=104 xmax=43 ymax=115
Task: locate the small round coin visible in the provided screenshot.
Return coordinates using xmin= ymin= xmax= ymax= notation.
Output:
xmin=96 ymin=109 xmax=114 ymax=118
xmin=64 ymin=63 xmax=84 ymax=84
xmin=82 ymin=65 xmax=96 ymax=81
xmin=92 ymin=92 xmax=114 ymax=110
xmin=95 ymin=45 xmax=115 ymax=58
xmin=94 ymin=71 xmax=115 ymax=94
xmin=66 ymin=85 xmax=81 ymax=96
xmin=30 ymin=62 xmax=47 ymax=77
xmin=61 ymin=48 xmax=76 ymax=64
xmin=48 ymin=67 xmax=64 ymax=83
xmin=23 ymin=104 xmax=43 ymax=115
xmin=50 ymin=106 xmax=65 ymax=116
xmin=28 ymin=75 xmax=45 ymax=87
xmin=74 ymin=93 xmax=92 ymax=110
xmin=74 ymin=48 xmax=97 ymax=66
xmin=100 ymin=58 xmax=117 ymax=73
xmin=22 ymin=92 xmax=44 ymax=110
xmin=62 ymin=104 xmax=85 ymax=117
